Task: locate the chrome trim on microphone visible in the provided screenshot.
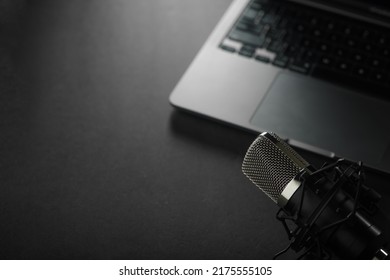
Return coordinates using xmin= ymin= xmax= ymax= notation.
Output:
xmin=278 ymin=178 xmax=302 ymax=208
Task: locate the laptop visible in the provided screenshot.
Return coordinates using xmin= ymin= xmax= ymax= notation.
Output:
xmin=169 ymin=0 xmax=390 ymax=174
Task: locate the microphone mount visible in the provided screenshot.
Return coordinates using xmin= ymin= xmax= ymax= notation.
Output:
xmin=273 ymin=159 xmax=385 ymax=259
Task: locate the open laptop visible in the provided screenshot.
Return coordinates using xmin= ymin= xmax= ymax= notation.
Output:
xmin=169 ymin=0 xmax=390 ymax=173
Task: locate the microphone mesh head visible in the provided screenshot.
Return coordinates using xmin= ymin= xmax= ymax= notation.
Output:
xmin=242 ymin=132 xmax=309 ymax=203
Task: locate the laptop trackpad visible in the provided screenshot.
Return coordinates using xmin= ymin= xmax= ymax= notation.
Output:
xmin=250 ymin=73 xmax=390 ymax=169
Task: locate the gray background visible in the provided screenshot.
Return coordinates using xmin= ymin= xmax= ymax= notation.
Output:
xmin=1 ymin=0 xmax=390 ymax=259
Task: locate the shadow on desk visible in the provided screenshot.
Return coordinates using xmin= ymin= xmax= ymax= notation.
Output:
xmin=169 ymin=110 xmax=256 ymax=157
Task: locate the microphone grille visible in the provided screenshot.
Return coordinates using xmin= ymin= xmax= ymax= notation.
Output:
xmin=242 ymin=132 xmax=308 ymax=203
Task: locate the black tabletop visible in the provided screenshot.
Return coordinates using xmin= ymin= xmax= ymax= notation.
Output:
xmin=1 ymin=0 xmax=390 ymax=260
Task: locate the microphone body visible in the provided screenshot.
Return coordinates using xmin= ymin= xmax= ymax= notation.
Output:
xmin=242 ymin=132 xmax=388 ymax=259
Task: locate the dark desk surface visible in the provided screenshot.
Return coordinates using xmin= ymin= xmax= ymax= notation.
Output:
xmin=1 ymin=0 xmax=390 ymax=260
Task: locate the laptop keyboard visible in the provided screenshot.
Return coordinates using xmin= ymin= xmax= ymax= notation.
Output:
xmin=220 ymin=0 xmax=390 ymax=94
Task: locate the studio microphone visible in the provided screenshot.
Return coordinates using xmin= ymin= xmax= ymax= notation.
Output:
xmin=242 ymin=132 xmax=389 ymax=259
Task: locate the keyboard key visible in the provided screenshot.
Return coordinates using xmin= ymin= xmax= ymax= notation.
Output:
xmin=220 ymin=44 xmax=236 ymax=53
xmin=302 ymin=49 xmax=319 ymax=62
xmin=247 ymin=24 xmax=265 ymax=35
xmin=267 ymin=40 xmax=289 ymax=55
xmin=312 ymin=29 xmax=322 ymax=37
xmin=381 ymin=47 xmax=390 ymax=58
xmin=337 ymin=61 xmax=352 ymax=73
xmin=318 ymin=43 xmax=328 ymax=52
xmin=346 ymin=39 xmax=356 ymax=48
xmin=236 ymin=22 xmax=249 ymax=31
xmin=250 ymin=2 xmax=263 ymax=10
xmin=229 ymin=30 xmax=265 ymax=47
xmin=370 ymin=57 xmax=385 ymax=68
xmin=289 ymin=60 xmax=311 ymax=74
xmin=243 ymin=9 xmax=258 ymax=21
xmin=377 ymin=35 xmax=388 ymax=46
xmin=353 ymin=66 xmax=370 ymax=79
xmin=239 ymin=45 xmax=256 ymax=58
xmin=370 ymin=71 xmax=388 ymax=84
xmin=325 ymin=21 xmax=336 ymax=32
xmin=360 ymin=29 xmax=372 ymax=40
xmin=351 ymin=52 xmax=365 ymax=62
xmin=295 ymin=23 xmax=306 ymax=33
xmin=334 ymin=47 xmax=347 ymax=57
xmin=363 ymin=43 xmax=374 ymax=53
xmin=255 ymin=55 xmax=271 ymax=63
xmin=284 ymin=44 xmax=300 ymax=57
xmin=261 ymin=13 xmax=280 ymax=25
xmin=319 ymin=55 xmax=336 ymax=67
xmin=301 ymin=37 xmax=316 ymax=48
xmin=273 ymin=56 xmax=289 ymax=68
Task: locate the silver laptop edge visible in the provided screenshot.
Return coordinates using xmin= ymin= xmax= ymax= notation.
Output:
xmin=169 ymin=0 xmax=390 ymax=173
